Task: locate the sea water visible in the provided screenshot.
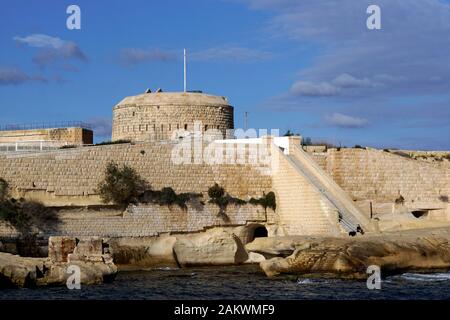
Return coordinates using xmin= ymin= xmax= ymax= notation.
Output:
xmin=1 ymin=265 xmax=449 ymax=300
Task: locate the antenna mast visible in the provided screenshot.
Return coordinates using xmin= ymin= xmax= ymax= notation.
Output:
xmin=183 ymin=48 xmax=187 ymax=92
xmin=244 ymin=111 xmax=248 ymax=131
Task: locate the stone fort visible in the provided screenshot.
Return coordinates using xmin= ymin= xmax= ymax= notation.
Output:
xmin=112 ymin=91 xmax=234 ymax=142
xmin=0 ymin=89 xmax=449 ymax=265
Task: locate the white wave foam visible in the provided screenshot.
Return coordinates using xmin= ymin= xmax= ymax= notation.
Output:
xmin=400 ymin=272 xmax=450 ymax=282
xmin=296 ymin=278 xmax=314 ymax=285
xmin=153 ymin=267 xmax=180 ymax=271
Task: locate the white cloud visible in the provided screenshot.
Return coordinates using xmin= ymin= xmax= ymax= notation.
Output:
xmin=325 ymin=113 xmax=369 ymax=128
xmin=290 ymin=74 xmax=375 ymax=97
xmin=238 ymin=0 xmax=450 ymax=97
xmin=0 ymin=67 xmax=29 ymax=85
xmin=290 ymin=81 xmax=340 ymax=96
xmin=14 ymin=34 xmax=66 ymax=49
xmin=191 ymin=46 xmax=272 ymax=62
xmin=332 ymin=73 xmax=371 ymax=88
xmin=14 ymin=34 xmax=87 ymax=67
xmin=0 ymin=67 xmax=47 ymax=86
xmin=119 ymin=48 xmax=176 ymax=67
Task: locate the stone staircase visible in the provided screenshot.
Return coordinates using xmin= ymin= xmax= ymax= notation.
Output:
xmin=285 ymin=145 xmax=373 ymax=233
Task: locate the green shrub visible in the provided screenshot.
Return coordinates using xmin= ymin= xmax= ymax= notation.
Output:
xmin=139 ymin=187 xmax=202 ymax=210
xmin=207 ymin=183 xmax=276 ymax=213
xmin=0 ymin=178 xmax=8 ymax=202
xmin=160 ymin=187 xmax=177 ymax=205
xmin=249 ymin=192 xmax=277 ymax=211
xmin=95 ymin=140 xmax=131 ymax=146
xmin=208 ymin=183 xmax=225 ymax=199
xmin=208 ymin=183 xmax=246 ymax=213
xmin=264 ymin=192 xmax=276 ymax=211
xmin=97 ymin=161 xmax=148 ymax=205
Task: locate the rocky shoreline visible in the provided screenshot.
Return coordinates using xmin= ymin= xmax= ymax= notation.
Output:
xmin=0 ymin=236 xmax=117 ymax=288
xmin=2 ymin=228 xmax=450 ymax=288
xmin=247 ymin=228 xmax=450 ymax=279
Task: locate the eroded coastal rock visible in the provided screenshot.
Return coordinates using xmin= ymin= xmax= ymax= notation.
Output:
xmin=109 ymin=235 xmax=178 ymax=269
xmin=173 ymin=228 xmax=249 ymax=267
xmin=0 ymin=253 xmax=46 ymax=287
xmin=105 ymin=227 xmax=252 ymax=269
xmin=255 ymin=233 xmax=450 ymax=278
xmin=0 ymin=236 xmax=117 ymax=288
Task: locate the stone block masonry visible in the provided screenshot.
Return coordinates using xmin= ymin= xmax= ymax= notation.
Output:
xmin=112 ymin=92 xmax=234 ymax=142
xmin=325 ymin=148 xmax=450 ymax=205
xmin=0 ymin=203 xmax=273 ymax=239
xmin=308 ymin=148 xmax=450 ymax=220
xmin=0 ymin=140 xmax=272 ymax=206
xmin=0 ymin=127 xmax=93 ymax=145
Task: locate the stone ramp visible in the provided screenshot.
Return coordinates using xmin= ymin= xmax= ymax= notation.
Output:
xmin=286 ymin=145 xmax=373 ymax=233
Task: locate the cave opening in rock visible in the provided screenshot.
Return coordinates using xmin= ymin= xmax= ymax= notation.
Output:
xmin=411 ymin=210 xmax=428 ymax=219
xmin=253 ymin=226 xmax=268 ymax=239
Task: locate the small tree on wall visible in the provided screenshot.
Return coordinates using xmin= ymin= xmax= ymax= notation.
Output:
xmin=97 ymin=161 xmax=148 ymax=206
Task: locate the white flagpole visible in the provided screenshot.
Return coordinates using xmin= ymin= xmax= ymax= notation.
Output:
xmin=183 ymin=48 xmax=187 ymax=92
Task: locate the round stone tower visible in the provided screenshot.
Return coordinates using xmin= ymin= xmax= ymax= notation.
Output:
xmin=112 ymin=91 xmax=234 ymax=142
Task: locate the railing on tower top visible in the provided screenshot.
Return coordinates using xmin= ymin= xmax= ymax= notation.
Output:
xmin=0 ymin=121 xmax=92 ymax=131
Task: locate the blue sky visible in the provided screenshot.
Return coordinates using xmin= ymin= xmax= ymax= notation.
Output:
xmin=1 ymin=0 xmax=449 ymax=149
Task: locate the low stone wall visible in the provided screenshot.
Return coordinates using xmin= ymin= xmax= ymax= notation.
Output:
xmin=0 ymin=203 xmax=274 ymax=239
xmin=0 ymin=127 xmax=92 ymax=145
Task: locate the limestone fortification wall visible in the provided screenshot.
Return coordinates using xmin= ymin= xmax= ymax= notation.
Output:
xmin=0 ymin=127 xmax=93 ymax=145
xmin=112 ymin=92 xmax=234 ymax=142
xmin=0 ymin=141 xmax=272 ymax=206
xmin=0 ymin=203 xmax=274 ymax=239
xmin=322 ymin=149 xmax=450 ymax=208
xmin=309 ymin=152 xmax=327 ymax=171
